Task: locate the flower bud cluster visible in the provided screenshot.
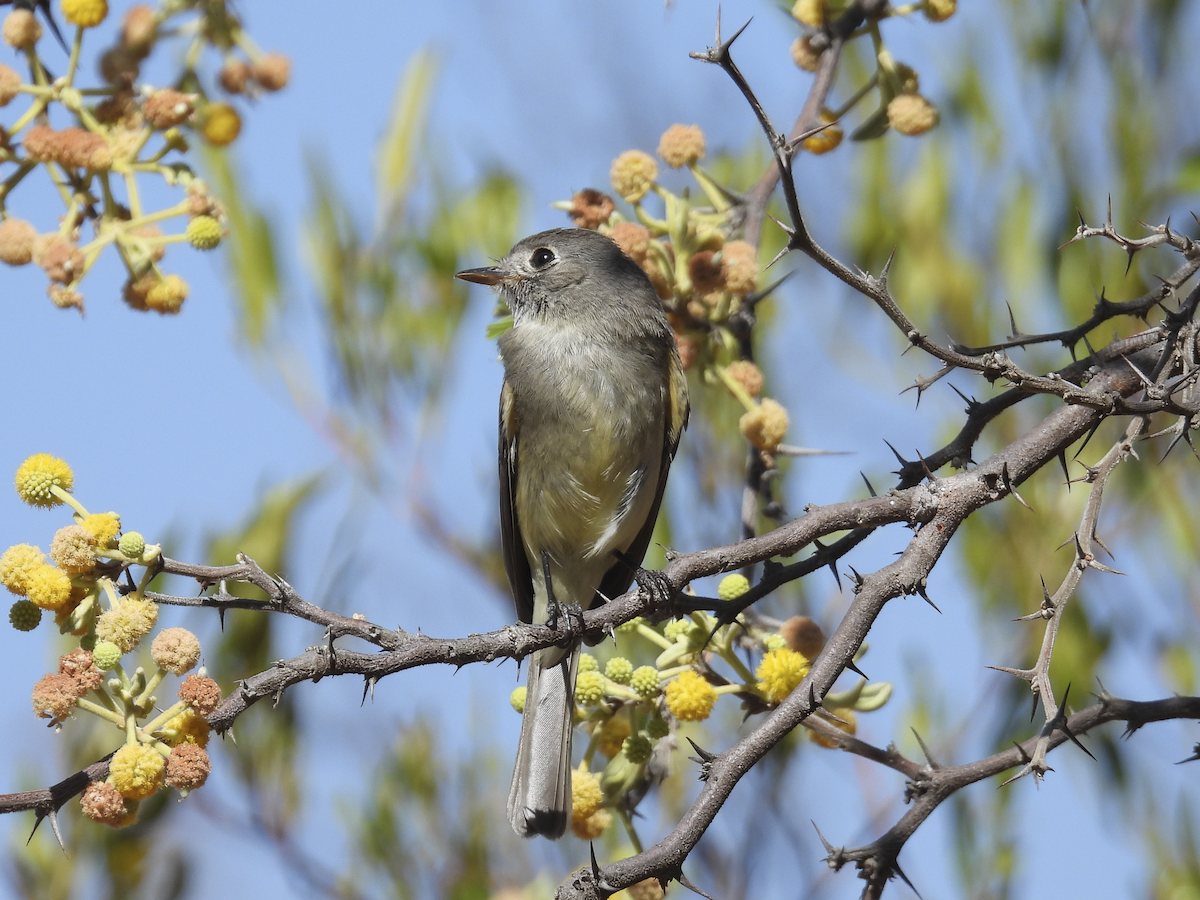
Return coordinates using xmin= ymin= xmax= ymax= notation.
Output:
xmin=513 ymin=575 xmax=891 ymax=838
xmin=3 ymin=454 xmax=220 ymax=827
xmin=787 ymin=0 xmax=944 ymax=145
xmin=0 ymin=1 xmax=288 ymax=310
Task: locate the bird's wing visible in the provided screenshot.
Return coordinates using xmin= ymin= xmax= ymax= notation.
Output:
xmin=595 ymin=350 xmax=690 ymax=606
xmin=499 ymin=379 xmax=535 ymax=624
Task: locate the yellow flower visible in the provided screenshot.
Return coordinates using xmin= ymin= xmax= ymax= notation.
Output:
xmin=146 ymin=274 xmax=188 ymax=314
xmin=14 ymin=454 xmax=73 ymax=507
xmin=151 ymin=627 xmax=201 ymax=675
xmin=158 ymin=707 xmax=210 ymax=748
xmin=509 ymin=686 xmax=526 ymax=713
xmin=80 ymin=512 xmax=120 ymax=546
xmin=657 ymin=124 xmax=705 ymax=168
xmin=200 ymin=102 xmax=241 ymax=145
xmin=664 ymin=670 xmax=717 ymax=721
xmin=801 ymin=110 xmax=844 ymax=155
xmin=0 ymin=543 xmax=45 ymax=594
xmin=739 ymin=399 xmax=789 ymax=453
xmin=61 ymin=0 xmax=107 ymax=27
xmin=923 ymin=0 xmax=956 ymax=21
xmin=610 ymin=150 xmax=657 ymax=203
xmin=49 ymin=525 xmax=97 ymax=575
xmin=26 ymin=564 xmax=73 ymax=610
xmin=717 ymin=573 xmax=750 ymax=601
xmin=570 ymin=768 xmax=603 ymax=822
xmin=595 ymin=716 xmax=631 ymax=758
xmin=887 ymin=93 xmax=939 ymax=136
xmin=630 ymin=665 xmax=661 ymax=699
xmin=575 ymin=669 xmax=606 ymax=706
xmin=186 ymin=215 xmax=222 ymax=250
xmin=109 ymin=742 xmax=164 ymax=800
xmin=571 ymin=807 xmax=612 ymax=840
xmin=95 ymin=593 xmax=158 ymax=651
xmin=756 ymin=648 xmax=810 ymax=704
xmin=790 ymin=35 xmax=820 ymax=73
xmin=791 ymin=0 xmax=825 ymax=27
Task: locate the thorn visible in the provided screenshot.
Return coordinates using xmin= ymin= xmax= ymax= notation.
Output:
xmin=910 ymin=728 xmax=941 ymax=768
xmin=360 ymin=675 xmax=377 ymax=707
xmin=948 ymin=382 xmax=978 ymax=412
xmin=999 ymin=461 xmax=1033 ymax=510
xmin=1052 ymin=685 xmax=1096 ymax=761
xmin=1073 ymin=419 xmax=1105 ymax=460
xmin=844 ymin=658 xmax=868 ymax=679
xmin=590 ymin=843 xmax=603 ymax=879
xmin=860 ymin=472 xmax=878 ymax=497
xmin=892 ymin=860 xmax=924 ymax=900
xmin=677 ymin=872 xmax=717 ymax=900
xmin=986 ymin=664 xmax=1033 ymax=679
xmin=811 ymin=819 xmax=838 ymax=856
xmin=883 ymin=439 xmax=910 ymax=468
xmin=1005 ymin=301 xmax=1021 ymax=340
xmin=1057 ymin=451 xmax=1071 ymax=488
xmin=1176 ymin=744 xmax=1200 ymax=765
xmin=915 ymin=583 xmax=941 ymax=613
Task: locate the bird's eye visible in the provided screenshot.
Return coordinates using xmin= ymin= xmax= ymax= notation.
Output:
xmin=529 ymin=247 xmax=555 ymax=269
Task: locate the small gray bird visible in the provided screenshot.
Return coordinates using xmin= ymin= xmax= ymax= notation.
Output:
xmin=457 ymin=228 xmax=689 ymax=838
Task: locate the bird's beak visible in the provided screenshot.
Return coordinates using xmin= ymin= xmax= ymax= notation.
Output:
xmin=455 ymin=265 xmax=508 ymax=285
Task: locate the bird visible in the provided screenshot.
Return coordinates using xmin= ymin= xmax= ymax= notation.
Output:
xmin=457 ymin=227 xmax=688 ymax=838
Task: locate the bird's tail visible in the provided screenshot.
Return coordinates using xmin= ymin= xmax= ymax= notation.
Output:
xmin=507 ymin=644 xmax=579 ymax=838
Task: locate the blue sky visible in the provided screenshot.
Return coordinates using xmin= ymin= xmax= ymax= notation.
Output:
xmin=0 ymin=2 xmax=1196 ymax=898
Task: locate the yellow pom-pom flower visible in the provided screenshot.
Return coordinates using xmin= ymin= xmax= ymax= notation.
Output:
xmin=146 ymin=274 xmax=188 ymax=314
xmin=200 ymin=102 xmax=241 ymax=145
xmin=509 ymin=686 xmax=526 ymax=713
xmin=578 ymin=653 xmax=599 ymax=673
xmin=109 ymin=742 xmax=164 ymax=800
xmin=739 ymin=398 xmax=789 ymax=453
xmin=801 ymin=110 xmax=844 ymax=155
xmin=95 ymin=593 xmax=158 ymax=651
xmin=571 ymin=808 xmax=612 ymax=840
xmin=657 ymin=124 xmax=705 ymax=168
xmin=595 ymin=716 xmax=631 ymax=758
xmin=717 ymin=574 xmax=750 ymax=601
xmin=26 ymin=564 xmax=73 ymax=610
xmin=923 ymin=0 xmax=956 ymax=21
xmin=570 ymin=768 xmax=603 ymax=822
xmin=610 ymin=150 xmax=657 ymax=203
xmin=158 ymin=707 xmax=211 ymax=748
xmin=14 ymin=454 xmax=73 ymax=507
xmin=186 ymin=215 xmax=221 ymax=250
xmin=630 ymin=665 xmax=661 ymax=699
xmin=604 ymin=657 xmax=634 ymax=685
xmin=664 ymin=670 xmax=717 ymax=721
xmin=80 ymin=512 xmax=120 ymax=546
xmin=887 ymin=93 xmax=939 ymax=136
xmin=0 ymin=543 xmax=46 ymax=594
xmin=50 ymin=525 xmax=97 ymax=575
xmin=61 ymin=0 xmax=107 ymax=28
xmin=575 ymin=669 xmax=606 ymax=706
xmin=756 ymin=648 xmax=810 ymax=705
